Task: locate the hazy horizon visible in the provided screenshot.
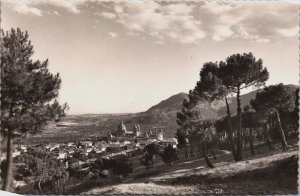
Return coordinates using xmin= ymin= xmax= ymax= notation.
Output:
xmin=2 ymin=1 xmax=299 ymax=114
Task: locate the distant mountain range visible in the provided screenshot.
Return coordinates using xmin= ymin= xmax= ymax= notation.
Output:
xmin=36 ymin=84 xmax=298 ymax=143
xmin=147 ymin=93 xmax=188 ymax=113
xmin=145 ymin=89 xmax=259 ymax=120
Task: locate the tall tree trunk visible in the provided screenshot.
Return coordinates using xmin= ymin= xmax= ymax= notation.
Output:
xmin=210 ymin=146 xmax=216 ymax=160
xmin=58 ymin=180 xmax=61 ymax=194
xmin=55 ymin=180 xmax=58 ymax=194
xmin=242 ymin=133 xmax=245 ymax=149
xmin=184 ymin=145 xmax=189 ymax=159
xmin=190 ymin=145 xmax=195 ymax=157
xmin=236 ymin=87 xmax=243 ymax=161
xmin=249 ymin=127 xmax=255 ymax=155
xmin=151 ymin=155 xmax=154 ymax=168
xmin=197 ymin=145 xmax=201 ymax=157
xmin=201 ymin=144 xmax=214 ymax=168
xmin=3 ymin=130 xmax=13 ymax=191
xmin=63 ymin=181 xmax=66 ymax=193
xmin=263 ymin=123 xmax=273 ymax=151
xmin=270 ymin=115 xmax=273 ymax=133
xmin=225 ymin=96 xmax=238 ymax=161
xmin=275 ymin=110 xmax=288 ymax=149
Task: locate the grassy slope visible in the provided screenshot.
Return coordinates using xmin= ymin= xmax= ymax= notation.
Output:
xmin=85 ymin=141 xmax=298 ymax=195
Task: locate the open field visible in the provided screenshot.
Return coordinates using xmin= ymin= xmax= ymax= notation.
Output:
xmin=84 ymin=140 xmax=298 ymax=195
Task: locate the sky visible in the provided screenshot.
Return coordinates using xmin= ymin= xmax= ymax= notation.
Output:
xmin=1 ymin=0 xmax=299 ymax=114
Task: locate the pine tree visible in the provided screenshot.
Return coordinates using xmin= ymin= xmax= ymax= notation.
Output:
xmin=219 ymin=53 xmax=269 ymax=160
xmin=193 ymin=62 xmax=237 ymax=160
xmin=251 ymin=84 xmax=297 ymax=149
xmin=0 ymin=28 xmax=68 ymax=191
xmin=176 ymin=90 xmax=204 ymax=158
xmin=189 ymin=120 xmax=215 ymax=168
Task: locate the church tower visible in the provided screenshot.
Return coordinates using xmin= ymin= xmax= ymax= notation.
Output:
xmin=157 ymin=129 xmax=164 ymax=141
xmin=107 ymin=131 xmax=113 ymax=141
xmin=133 ymin=124 xmax=141 ymax=137
xmin=117 ymin=121 xmax=127 ymax=136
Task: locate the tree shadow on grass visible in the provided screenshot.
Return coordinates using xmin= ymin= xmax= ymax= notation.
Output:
xmin=158 ymin=155 xmax=298 ymax=195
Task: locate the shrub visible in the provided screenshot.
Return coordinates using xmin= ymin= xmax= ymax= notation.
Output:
xmin=111 ymin=156 xmax=133 ymax=177
xmin=140 ymin=143 xmax=160 ymax=168
xmin=160 ymin=144 xmax=178 ymax=166
xmin=140 ymin=153 xmax=154 ymax=169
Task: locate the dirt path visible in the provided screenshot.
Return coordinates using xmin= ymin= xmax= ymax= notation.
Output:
xmin=85 ymin=183 xmax=202 ymax=195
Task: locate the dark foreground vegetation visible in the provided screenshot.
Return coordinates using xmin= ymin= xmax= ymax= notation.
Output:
xmin=168 ymin=151 xmax=298 ymax=195
xmin=167 ymin=158 xmax=297 ymax=194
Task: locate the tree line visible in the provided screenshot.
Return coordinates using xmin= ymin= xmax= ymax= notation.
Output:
xmin=176 ymin=53 xmax=298 ymax=167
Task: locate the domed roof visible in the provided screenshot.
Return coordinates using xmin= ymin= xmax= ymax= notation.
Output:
xmin=118 ymin=121 xmax=127 ymax=132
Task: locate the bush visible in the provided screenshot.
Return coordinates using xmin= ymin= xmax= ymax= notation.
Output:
xmin=100 ymin=156 xmax=133 ymax=178
xmin=140 ymin=153 xmax=154 ymax=169
xmin=140 ymin=143 xmax=160 ymax=168
xmin=160 ymin=144 xmax=178 ymax=166
xmin=111 ymin=155 xmax=133 ymax=177
xmin=15 ymin=165 xmax=32 ymax=179
xmin=112 ymin=159 xmax=133 ymax=177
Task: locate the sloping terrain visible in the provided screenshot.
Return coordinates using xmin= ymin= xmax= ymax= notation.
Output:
xmin=217 ymin=90 xmax=259 ymax=116
xmin=147 ymin=93 xmax=188 ymax=113
xmin=84 ymin=142 xmax=298 ymax=195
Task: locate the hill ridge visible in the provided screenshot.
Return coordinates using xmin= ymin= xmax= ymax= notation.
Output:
xmin=38 ymin=84 xmax=298 ymax=141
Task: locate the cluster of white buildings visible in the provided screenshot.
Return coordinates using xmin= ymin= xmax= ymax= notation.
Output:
xmin=109 ymin=121 xmax=165 ymax=142
xmin=13 ymin=122 xmax=177 ymax=166
xmin=9 ymin=121 xmax=178 ymax=189
xmin=12 ymin=122 xmax=178 ymax=163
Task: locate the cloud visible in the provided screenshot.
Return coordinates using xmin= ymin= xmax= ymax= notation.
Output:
xmin=8 ymin=0 xmax=82 ymax=16
xmin=114 ymin=5 xmax=124 ymax=14
xmin=7 ymin=1 xmax=298 ymax=43
xmin=101 ymin=12 xmax=117 ymax=19
xmin=212 ymin=25 xmax=234 ymax=41
xmin=108 ymin=32 xmax=118 ymax=38
xmin=199 ymin=2 xmax=298 ymax=42
xmin=282 ymin=0 xmax=300 ymax=5
xmin=47 ymin=0 xmax=81 ymax=14
xmin=14 ymin=3 xmax=43 ymax=16
xmin=154 ymin=40 xmax=165 ymax=45
xmin=257 ymin=38 xmax=270 ymax=43
xmin=53 ymin=10 xmax=60 ymax=16
xmin=103 ymin=1 xmax=297 ymax=44
xmin=201 ymin=1 xmax=235 ymax=14
xmin=278 ymin=26 xmax=298 ymax=37
xmin=113 ymin=2 xmax=205 ymax=44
